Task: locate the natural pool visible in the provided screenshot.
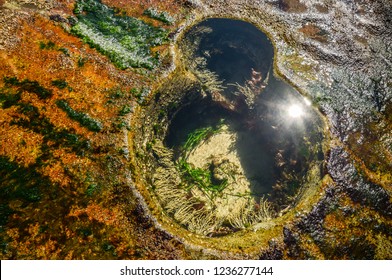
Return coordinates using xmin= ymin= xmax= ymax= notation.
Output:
xmin=132 ymin=18 xmax=326 ymax=236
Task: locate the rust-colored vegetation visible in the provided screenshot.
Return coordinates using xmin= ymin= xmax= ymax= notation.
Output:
xmin=102 ymin=0 xmax=184 ymax=18
xmin=0 ymin=0 xmax=189 ymax=259
xmin=346 ymin=112 xmax=392 ymax=192
xmin=322 ymin=194 xmax=392 ymax=259
xmin=1 ymin=0 xmax=390 ymax=260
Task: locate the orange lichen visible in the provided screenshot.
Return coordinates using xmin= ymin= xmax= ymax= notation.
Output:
xmin=102 ymin=0 xmax=185 ymax=18
xmin=0 ymin=0 xmax=193 ymax=260
xmin=39 ymin=160 xmax=72 ymax=187
xmin=346 ymin=130 xmax=392 ymax=192
xmin=68 ymin=203 xmax=118 ymax=226
xmin=324 ymin=213 xmax=347 ymax=232
xmin=0 ymin=121 xmax=43 ymax=167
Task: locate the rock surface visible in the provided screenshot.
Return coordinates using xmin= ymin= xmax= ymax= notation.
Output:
xmin=0 ymin=0 xmax=391 ymax=259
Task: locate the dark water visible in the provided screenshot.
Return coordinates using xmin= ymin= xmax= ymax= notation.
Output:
xmin=200 ymin=19 xmax=273 ymax=93
xmin=166 ymin=19 xmax=324 ymax=205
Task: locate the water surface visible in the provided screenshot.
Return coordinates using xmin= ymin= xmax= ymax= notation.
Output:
xmin=166 ymin=18 xmax=324 ymax=210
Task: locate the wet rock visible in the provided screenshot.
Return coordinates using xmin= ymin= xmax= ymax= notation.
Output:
xmin=283 ymin=226 xmax=301 ymax=258
xmin=259 ymin=239 xmax=284 ymax=260
xmin=338 ymin=236 xmax=376 ymax=260
xmin=130 ymin=0 xmax=391 ymax=257
xmin=295 ymin=187 xmax=341 ymax=252
xmin=327 ymin=147 xmax=392 ymax=217
xmin=132 ymin=202 xmax=153 ymax=230
xmin=49 ymin=14 xmax=67 ymax=23
xmin=340 ymin=206 xmax=356 ymax=217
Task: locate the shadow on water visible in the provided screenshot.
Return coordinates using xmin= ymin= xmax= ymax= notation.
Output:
xmin=230 ymin=119 xmax=277 ymax=197
xmin=165 ymin=98 xmax=229 ymax=148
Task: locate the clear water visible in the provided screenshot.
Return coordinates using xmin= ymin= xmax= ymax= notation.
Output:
xmin=165 ymin=18 xmax=324 ymax=206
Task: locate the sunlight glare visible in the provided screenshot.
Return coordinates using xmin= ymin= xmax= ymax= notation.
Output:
xmin=304 ymin=98 xmax=312 ymax=106
xmin=288 ymin=104 xmax=304 ymax=118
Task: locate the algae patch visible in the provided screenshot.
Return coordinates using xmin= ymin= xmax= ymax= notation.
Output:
xmin=71 ymin=0 xmax=170 ymax=69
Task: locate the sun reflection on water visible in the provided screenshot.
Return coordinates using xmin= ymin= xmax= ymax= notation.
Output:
xmin=287 ymin=104 xmax=305 ymax=118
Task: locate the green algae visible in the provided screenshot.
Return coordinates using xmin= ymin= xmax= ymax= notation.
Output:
xmin=71 ymin=0 xmax=170 ymax=70
xmin=51 ymin=79 xmax=68 ymax=90
xmin=56 ymin=99 xmax=103 ymax=132
xmin=0 ymin=82 xmax=92 ymax=156
xmin=3 ymin=76 xmax=53 ymax=100
xmin=0 ymin=156 xmax=49 ymax=204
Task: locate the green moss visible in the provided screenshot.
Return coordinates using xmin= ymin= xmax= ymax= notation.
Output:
xmin=0 ymin=204 xmax=13 ymax=229
xmin=86 ymin=183 xmax=100 ymax=196
xmin=58 ymin=47 xmax=70 ymax=56
xmin=108 ymin=88 xmax=125 ymax=100
xmin=143 ymin=8 xmax=174 ymax=25
xmin=77 ymin=56 xmax=88 ymax=67
xmin=13 ymin=104 xmax=91 ymax=156
xmin=113 ymin=119 xmax=131 ymax=131
xmin=130 ymin=87 xmax=150 ymax=104
xmin=0 ymin=85 xmax=91 ymax=156
xmin=51 ymin=79 xmax=68 ymax=89
xmin=118 ymin=105 xmax=132 ymax=116
xmin=130 ymin=87 xmax=139 ymax=95
xmin=157 ymin=109 xmax=165 ymax=120
xmin=56 ymin=99 xmax=103 ymax=132
xmin=175 ymin=125 xmax=228 ymax=195
xmin=0 ymin=156 xmax=51 ymax=205
xmin=0 ymin=87 xmax=22 ymax=108
xmin=71 ymin=0 xmax=170 ymax=70
xmin=3 ymin=76 xmax=53 ymax=100
xmin=146 ymin=142 xmax=153 ymax=151
xmin=39 ymin=41 xmax=56 ymax=50
xmin=77 ymin=227 xmax=92 ymax=238
xmin=153 ymin=124 xmax=161 ymax=135
xmin=39 ymin=41 xmax=70 ymax=56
